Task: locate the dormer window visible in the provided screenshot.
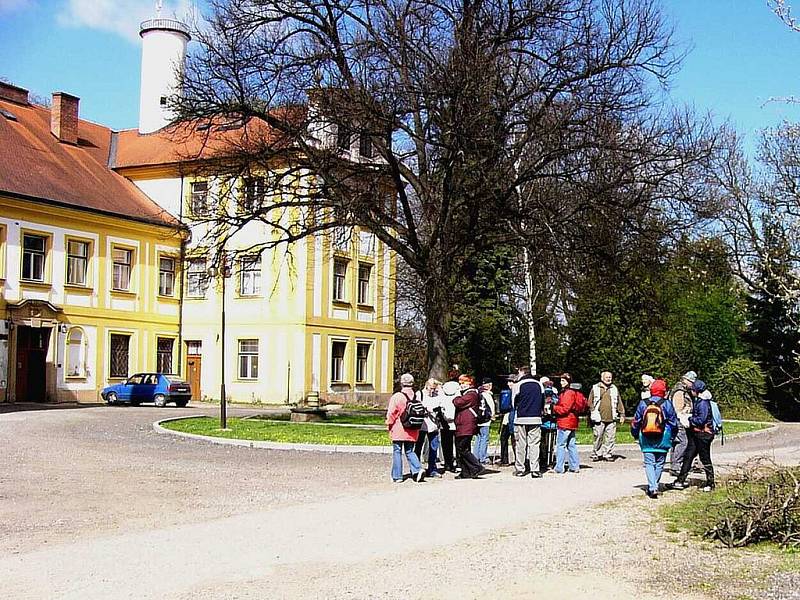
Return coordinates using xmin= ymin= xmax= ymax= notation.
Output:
xmin=359 ymin=134 xmax=373 ymax=158
xmin=337 ymin=123 xmax=352 ymax=151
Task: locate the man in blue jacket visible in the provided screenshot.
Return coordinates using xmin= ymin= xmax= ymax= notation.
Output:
xmin=630 ymin=379 xmax=678 ymax=498
xmin=512 ymin=366 xmax=544 ymax=478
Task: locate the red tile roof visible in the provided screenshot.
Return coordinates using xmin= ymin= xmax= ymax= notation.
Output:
xmin=112 ymin=108 xmax=304 ymax=170
xmin=0 ymin=99 xmax=179 ymax=227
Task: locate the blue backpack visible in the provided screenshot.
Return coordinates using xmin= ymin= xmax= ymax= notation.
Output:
xmin=499 ymin=389 xmax=513 ymax=414
xmin=710 ymin=399 xmax=724 ymax=445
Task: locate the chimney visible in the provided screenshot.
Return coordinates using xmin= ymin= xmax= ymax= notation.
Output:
xmin=51 ymin=92 xmax=80 ymax=145
xmin=0 ymin=81 xmax=29 ymax=105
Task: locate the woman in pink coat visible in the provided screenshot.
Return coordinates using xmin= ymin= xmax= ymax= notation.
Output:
xmin=385 ymin=373 xmax=424 ymax=483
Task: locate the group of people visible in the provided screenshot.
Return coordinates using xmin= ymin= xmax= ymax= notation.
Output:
xmin=385 ymin=367 xmax=719 ymax=497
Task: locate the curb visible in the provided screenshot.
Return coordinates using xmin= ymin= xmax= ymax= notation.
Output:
xmin=154 ymin=416 xmax=777 ymax=455
xmin=153 ymin=415 xmax=393 ymax=454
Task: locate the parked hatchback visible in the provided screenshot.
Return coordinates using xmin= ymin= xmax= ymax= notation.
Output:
xmin=102 ymin=373 xmax=191 ymax=407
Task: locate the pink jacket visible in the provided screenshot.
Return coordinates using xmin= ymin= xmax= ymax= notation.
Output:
xmin=386 ymin=389 xmax=420 ymax=442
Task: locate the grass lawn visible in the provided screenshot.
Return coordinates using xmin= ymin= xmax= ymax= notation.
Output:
xmin=163 ymin=415 xmax=771 ymax=446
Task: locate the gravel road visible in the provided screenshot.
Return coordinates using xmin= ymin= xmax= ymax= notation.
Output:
xmin=0 ymin=404 xmax=798 ymax=599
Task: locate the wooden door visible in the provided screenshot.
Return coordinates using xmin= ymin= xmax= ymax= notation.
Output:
xmin=15 ymin=326 xmax=49 ymax=402
xmin=187 ymin=354 xmax=202 ymax=400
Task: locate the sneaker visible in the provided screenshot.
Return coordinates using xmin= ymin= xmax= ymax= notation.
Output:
xmin=670 ymin=480 xmax=688 ymax=490
xmin=591 ymin=456 xmax=605 ymax=462
xmin=553 ymin=469 xmax=565 ymax=474
xmin=513 ymin=471 xmax=528 ymax=477
xmin=392 ymin=479 xmax=403 ymax=484
xmin=568 ymin=469 xmax=580 ymax=474
xmin=701 ymin=485 xmax=715 ymax=492
xmin=413 ymin=470 xmax=425 ymax=483
xmin=427 ymin=471 xmax=442 ymax=478
xmin=646 ymin=489 xmax=659 ymax=499
xmin=531 ymin=471 xmax=542 ymax=478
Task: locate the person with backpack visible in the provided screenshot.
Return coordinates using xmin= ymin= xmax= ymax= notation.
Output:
xmin=539 ymin=377 xmax=559 ymax=472
xmin=512 ymin=365 xmax=545 ymax=478
xmin=498 ymin=377 xmax=516 ymax=466
xmin=588 ymin=371 xmax=626 ymax=462
xmin=671 ymin=379 xmax=716 ymax=492
xmin=452 ymin=374 xmax=485 ymax=479
xmin=668 ymin=371 xmax=696 ymax=477
xmin=473 ymin=377 xmax=496 ymax=464
xmin=438 ymin=380 xmax=460 ymax=472
xmin=630 ymin=378 xmax=678 ymax=498
xmin=385 ymin=373 xmax=424 ymax=483
xmin=415 ymin=378 xmax=443 ymax=478
xmin=552 ymin=373 xmax=586 ymax=474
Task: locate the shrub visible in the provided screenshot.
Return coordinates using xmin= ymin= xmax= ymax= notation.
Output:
xmin=708 ymin=357 xmax=767 ymax=419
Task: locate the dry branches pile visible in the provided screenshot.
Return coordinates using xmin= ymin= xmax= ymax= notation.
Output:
xmin=705 ymin=458 xmax=800 ymax=548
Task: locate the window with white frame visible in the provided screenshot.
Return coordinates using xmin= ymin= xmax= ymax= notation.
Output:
xmin=240 ymin=176 xmax=265 ymax=212
xmin=332 ymin=226 xmax=350 ymax=253
xmin=356 ymin=342 xmax=371 ymax=383
xmin=238 ymin=339 xmax=259 ymax=379
xmin=191 ymin=181 xmax=208 ymax=216
xmin=358 ymin=231 xmax=375 ymax=256
xmin=359 ymin=133 xmax=373 ymax=158
xmin=331 ymin=340 xmax=346 ymax=383
xmin=22 ymin=233 xmax=46 ymax=281
xmin=112 ymin=247 xmax=133 ymax=291
xmin=159 ymin=256 xmax=176 ymax=296
xmin=187 ymin=258 xmax=207 ymax=298
xmin=333 ymin=259 xmax=347 ymax=302
xmin=66 ymin=240 xmax=89 ymax=286
xmin=357 ymin=263 xmax=371 ymax=305
xmin=109 ymin=333 xmax=130 ymax=378
xmin=238 ymin=253 xmax=262 ymax=296
xmin=66 ymin=327 xmax=85 ymax=377
xmin=156 ymin=337 xmax=174 ymax=373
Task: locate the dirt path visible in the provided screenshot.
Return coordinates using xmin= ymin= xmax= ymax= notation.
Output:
xmin=1 ymin=407 xmax=798 ymax=599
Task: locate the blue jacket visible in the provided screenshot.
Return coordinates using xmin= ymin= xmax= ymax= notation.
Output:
xmin=513 ymin=375 xmax=543 ymax=424
xmin=689 ymin=396 xmax=713 ymax=432
xmin=630 ymin=396 xmax=678 ymax=453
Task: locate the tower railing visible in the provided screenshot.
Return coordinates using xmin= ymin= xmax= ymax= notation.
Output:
xmin=140 ymin=18 xmax=191 ymax=38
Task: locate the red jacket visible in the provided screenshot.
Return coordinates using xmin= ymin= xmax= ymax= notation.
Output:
xmin=453 ymin=388 xmax=479 ymax=437
xmin=553 ymin=389 xmax=581 ymax=431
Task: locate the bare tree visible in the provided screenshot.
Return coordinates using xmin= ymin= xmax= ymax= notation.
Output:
xmin=173 ymin=0 xmax=719 ymax=378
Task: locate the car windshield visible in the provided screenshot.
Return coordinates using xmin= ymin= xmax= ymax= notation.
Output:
xmin=125 ymin=375 xmax=144 ymax=385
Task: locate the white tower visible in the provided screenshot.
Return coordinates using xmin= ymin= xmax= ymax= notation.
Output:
xmin=138 ymin=3 xmax=190 ymax=134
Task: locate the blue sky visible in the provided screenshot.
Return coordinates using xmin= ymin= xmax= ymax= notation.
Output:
xmin=2 ymin=0 xmax=800 ymax=152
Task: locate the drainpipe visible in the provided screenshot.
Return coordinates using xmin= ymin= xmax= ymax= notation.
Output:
xmin=177 ymin=174 xmax=185 ymax=378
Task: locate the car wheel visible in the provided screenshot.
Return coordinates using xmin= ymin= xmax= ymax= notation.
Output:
xmin=154 ymin=394 xmax=167 ymax=408
xmin=106 ymin=392 xmax=117 ymax=406
xmin=176 ymin=399 xmax=188 ymax=408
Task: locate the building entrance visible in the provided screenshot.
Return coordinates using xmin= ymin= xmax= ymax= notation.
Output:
xmin=15 ymin=326 xmax=51 ymax=402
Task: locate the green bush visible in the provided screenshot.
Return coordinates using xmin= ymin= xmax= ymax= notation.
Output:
xmin=709 ymin=357 xmax=768 ymax=420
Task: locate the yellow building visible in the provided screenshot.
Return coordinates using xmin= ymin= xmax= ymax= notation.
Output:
xmin=0 ymin=82 xmax=184 ymax=403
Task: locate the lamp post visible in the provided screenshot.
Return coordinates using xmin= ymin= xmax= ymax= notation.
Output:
xmin=211 ymin=252 xmax=232 ymax=429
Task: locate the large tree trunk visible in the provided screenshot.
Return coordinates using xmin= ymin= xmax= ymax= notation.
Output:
xmin=424 ymin=285 xmax=452 ymax=381
xmin=523 ymin=246 xmax=538 ymax=374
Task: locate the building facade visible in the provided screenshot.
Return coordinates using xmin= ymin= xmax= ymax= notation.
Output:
xmin=0 ymin=82 xmax=184 ymax=403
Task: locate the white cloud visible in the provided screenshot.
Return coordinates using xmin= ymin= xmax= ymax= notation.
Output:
xmin=57 ymin=0 xmax=193 ymax=44
xmin=0 ymin=0 xmax=34 ymax=14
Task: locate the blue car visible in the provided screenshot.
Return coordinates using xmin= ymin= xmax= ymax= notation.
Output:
xmin=102 ymin=373 xmax=192 ymax=407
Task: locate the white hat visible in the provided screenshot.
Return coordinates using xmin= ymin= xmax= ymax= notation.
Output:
xmin=400 ymin=373 xmax=414 ymax=387
xmin=441 ymin=380 xmax=460 ymax=396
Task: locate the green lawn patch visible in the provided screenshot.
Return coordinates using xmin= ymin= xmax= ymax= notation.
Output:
xmin=164 ymin=416 xmax=770 ymax=447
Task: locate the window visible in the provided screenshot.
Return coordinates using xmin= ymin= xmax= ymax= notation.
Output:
xmin=332 ymin=226 xmax=350 ymax=253
xmin=187 ymin=258 xmax=207 ymax=298
xmin=240 ymin=177 xmax=265 ymax=212
xmin=331 ymin=341 xmax=346 ymax=383
xmin=359 ymin=133 xmax=373 ymax=158
xmin=238 ymin=253 xmax=262 ymax=296
xmin=22 ymin=234 xmax=46 ymax=281
xmin=157 ymin=337 xmax=174 ymax=374
xmin=238 ymin=339 xmax=259 ymax=379
xmin=357 ymin=264 xmax=371 ymax=305
xmin=358 ymin=231 xmax=375 ymax=256
xmin=356 ymin=343 xmax=371 ymax=383
xmin=333 ymin=259 xmax=347 ymax=302
xmin=186 ymin=340 xmax=202 ymax=355
xmin=190 ymin=181 xmax=208 ymax=216
xmin=66 ymin=240 xmax=89 ymax=286
xmin=112 ymin=247 xmax=132 ymax=291
xmin=159 ymin=256 xmax=176 ymax=296
xmin=337 ymin=123 xmax=352 ymax=151
xmin=66 ymin=327 xmax=85 ymax=377
xmin=109 ymin=333 xmax=130 ymax=378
